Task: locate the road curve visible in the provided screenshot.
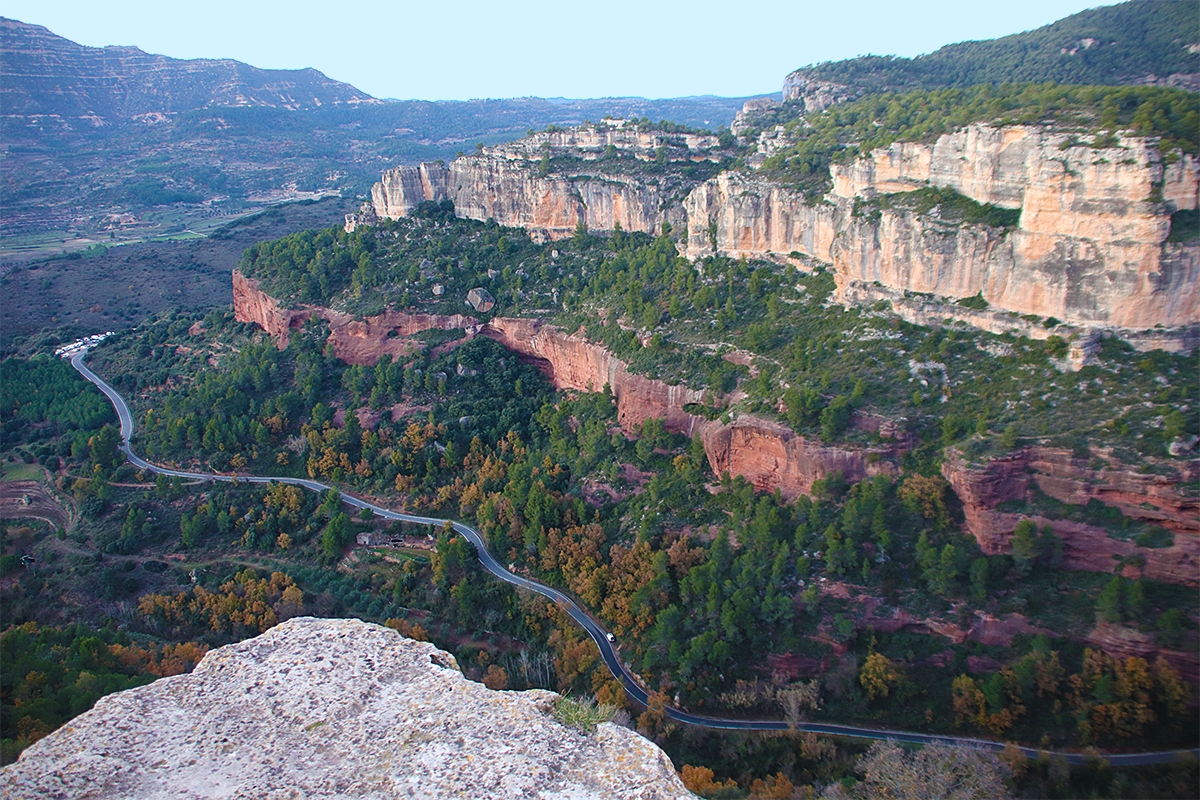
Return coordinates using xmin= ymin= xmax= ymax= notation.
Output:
xmin=70 ymin=350 xmax=1198 ymax=767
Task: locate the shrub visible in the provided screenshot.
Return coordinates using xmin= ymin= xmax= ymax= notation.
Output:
xmin=548 ymin=694 xmax=616 ymax=734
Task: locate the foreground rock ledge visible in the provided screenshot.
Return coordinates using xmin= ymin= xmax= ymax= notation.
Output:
xmin=1 ymin=617 xmax=690 ymax=799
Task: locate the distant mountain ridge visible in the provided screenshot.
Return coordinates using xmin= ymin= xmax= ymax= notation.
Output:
xmin=787 ymin=0 xmax=1200 ymax=97
xmin=0 ymin=17 xmax=766 ymax=239
xmin=0 ymin=17 xmax=378 ymax=125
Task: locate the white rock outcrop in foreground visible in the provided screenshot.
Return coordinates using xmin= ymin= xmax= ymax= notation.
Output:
xmin=1 ymin=617 xmax=691 ymax=800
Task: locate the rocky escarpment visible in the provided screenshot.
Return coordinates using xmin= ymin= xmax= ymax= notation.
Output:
xmin=942 ymin=447 xmax=1200 ymax=586
xmin=233 ymin=272 xmax=475 ymax=362
xmin=370 ymin=120 xmax=1199 ymax=337
xmin=1 ymin=18 xmax=378 ymax=125
xmin=370 ymin=121 xmax=718 ymax=240
xmin=235 ymin=277 xmax=1192 ymax=560
xmin=781 ymin=74 xmax=862 ymax=113
xmin=372 ymin=157 xmax=687 ymax=242
xmin=233 ymin=273 xmax=895 ymax=499
xmin=484 ymin=123 xmax=721 ymax=163
xmin=483 ymin=318 xmax=903 ymax=498
xmin=0 ymin=617 xmax=690 ymax=800
xmin=685 ymin=125 xmax=1200 ymax=333
xmin=701 ymin=415 xmax=899 ymax=497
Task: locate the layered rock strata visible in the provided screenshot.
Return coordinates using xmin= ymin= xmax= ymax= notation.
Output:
xmin=370 ymin=121 xmax=1199 ymax=335
xmin=0 ymin=617 xmax=690 ymax=800
xmin=372 ymin=157 xmax=688 ymax=241
xmin=942 ymin=447 xmax=1200 ymax=586
xmin=486 ymin=122 xmax=721 ymax=163
xmin=370 ymin=121 xmax=716 ymax=240
xmin=701 ymin=415 xmax=899 ymax=497
xmin=233 ymin=272 xmax=475 ymax=361
xmin=685 ymin=126 xmax=1200 ymax=332
xmin=781 ymin=74 xmax=863 ymax=113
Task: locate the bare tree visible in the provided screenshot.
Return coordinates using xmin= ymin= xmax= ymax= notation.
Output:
xmin=779 ymin=679 xmax=822 ymax=728
xmin=822 ymin=740 xmax=1013 ymax=800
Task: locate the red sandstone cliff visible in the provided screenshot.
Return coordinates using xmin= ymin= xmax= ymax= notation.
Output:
xmin=233 ymin=272 xmax=893 ymax=498
xmin=699 ymin=415 xmax=899 ymax=498
xmin=480 ymin=317 xmax=708 ymax=434
xmin=233 ymin=272 xmax=475 ymax=365
xmin=943 ymin=447 xmax=1200 ymax=586
xmin=232 ymin=271 xmax=313 ymax=347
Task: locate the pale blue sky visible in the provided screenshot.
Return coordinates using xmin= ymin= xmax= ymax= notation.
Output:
xmin=6 ymin=0 xmax=1108 ymax=100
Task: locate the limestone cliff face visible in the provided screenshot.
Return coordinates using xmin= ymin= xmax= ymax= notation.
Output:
xmin=371 ymin=122 xmax=711 ymax=239
xmin=683 ymin=171 xmax=838 ymax=264
xmin=781 ymin=74 xmax=862 ymax=113
xmin=827 ymin=126 xmax=1200 ymax=330
xmin=685 ymin=125 xmax=1200 ymax=330
xmin=369 ymin=119 xmax=1198 ymax=332
xmin=942 ymin=448 xmax=1199 ymax=586
xmin=0 ymin=618 xmax=690 ymax=800
xmin=488 ymin=123 xmax=720 ymax=163
xmin=372 ymin=157 xmax=686 ymax=240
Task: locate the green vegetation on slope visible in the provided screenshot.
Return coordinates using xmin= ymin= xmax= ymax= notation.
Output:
xmin=745 ymin=83 xmax=1199 ymax=199
xmin=1 ymin=290 xmax=1196 ymax=790
xmin=796 ymin=0 xmax=1199 ymax=92
xmin=0 ymin=622 xmax=207 ymax=764
xmin=239 ymin=215 xmax=1199 ymax=471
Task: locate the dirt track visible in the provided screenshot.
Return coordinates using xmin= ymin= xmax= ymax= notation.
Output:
xmin=0 ymin=480 xmax=72 ymax=529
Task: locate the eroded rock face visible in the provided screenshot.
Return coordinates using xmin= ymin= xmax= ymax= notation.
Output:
xmin=370 ymin=124 xmax=705 ymax=240
xmin=682 ymin=171 xmax=838 ymax=264
xmin=942 ymin=447 xmax=1200 ymax=586
xmin=829 ymin=126 xmax=1199 ymax=331
xmin=685 ymin=125 xmax=1200 ymax=331
xmin=698 ymin=415 xmax=899 ymax=499
xmin=482 ymin=317 xmax=708 ymax=434
xmin=368 ymin=119 xmax=1198 ymax=334
xmin=232 ymin=272 xmax=474 ymax=365
xmin=0 ymin=618 xmax=690 ymax=800
xmin=231 ymin=270 xmax=312 ymax=347
xmin=232 ymin=276 xmax=897 ymax=498
xmin=781 ymin=74 xmax=862 ymax=113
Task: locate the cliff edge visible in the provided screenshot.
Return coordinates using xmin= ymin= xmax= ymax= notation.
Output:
xmin=0 ymin=617 xmax=691 ymax=800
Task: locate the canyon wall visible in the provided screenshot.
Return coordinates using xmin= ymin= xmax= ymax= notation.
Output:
xmin=370 ymin=122 xmax=713 ymax=239
xmin=682 ymin=171 xmax=838 ymax=264
xmin=231 ymin=270 xmax=312 ymax=347
xmin=486 ymin=123 xmax=721 ymax=162
xmin=371 ymin=156 xmax=686 ymax=240
xmin=700 ymin=415 xmax=899 ymax=497
xmin=687 ymin=125 xmax=1200 ymax=330
xmin=481 ymin=317 xmax=708 ymax=435
xmin=942 ymin=448 xmax=1200 ymax=586
xmin=0 ymin=617 xmax=691 ymax=799
xmin=370 ymin=122 xmax=1199 ymax=333
xmin=483 ymin=318 xmax=901 ymax=498
xmin=233 ymin=271 xmax=475 ymax=363
xmin=781 ymin=74 xmax=862 ymax=113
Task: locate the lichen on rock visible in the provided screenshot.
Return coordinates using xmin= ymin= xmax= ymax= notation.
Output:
xmin=0 ymin=617 xmax=691 ymax=799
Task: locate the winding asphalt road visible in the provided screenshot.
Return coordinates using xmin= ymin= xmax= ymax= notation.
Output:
xmin=71 ymin=350 xmax=1197 ymax=767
